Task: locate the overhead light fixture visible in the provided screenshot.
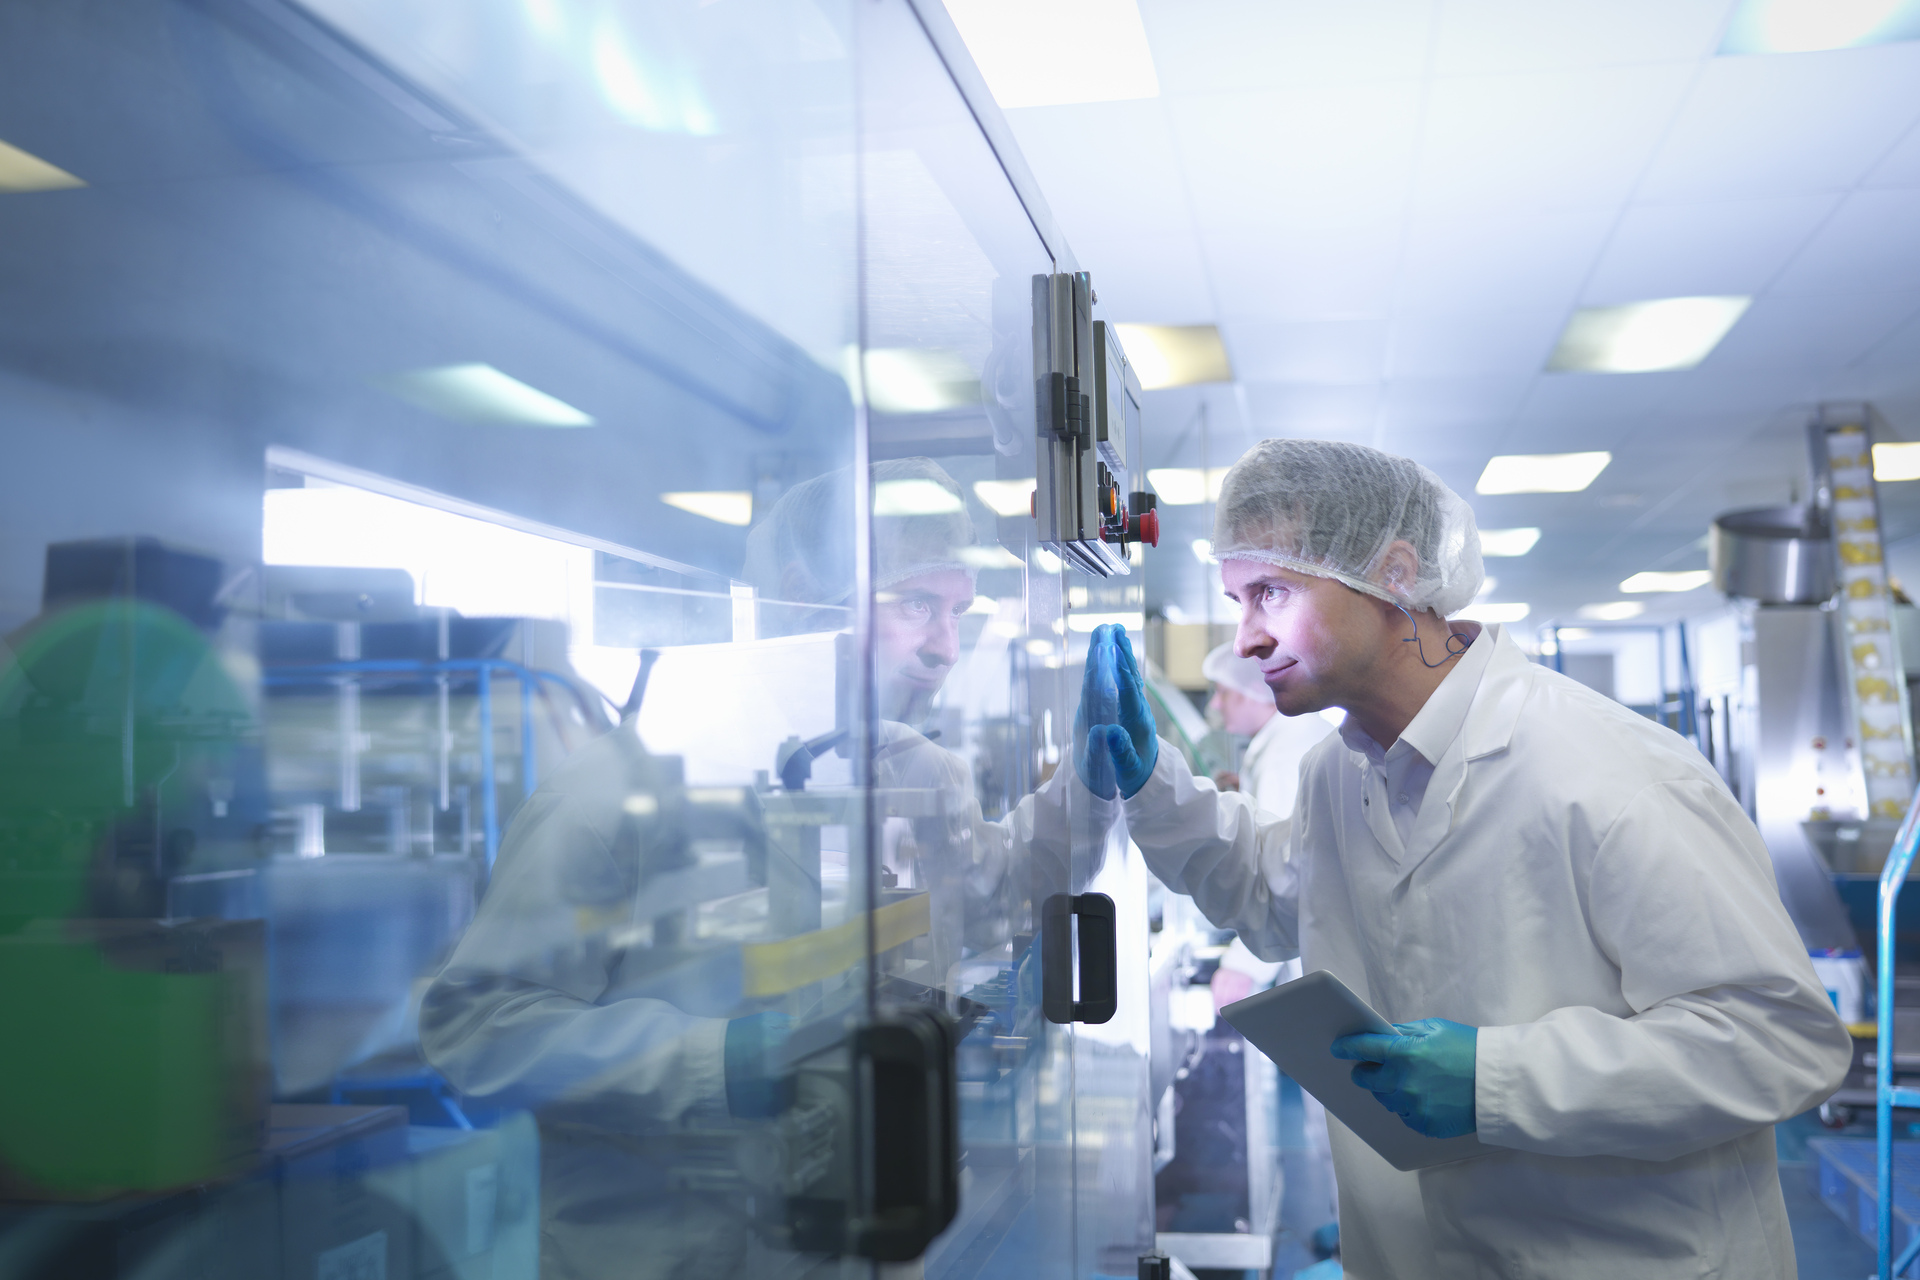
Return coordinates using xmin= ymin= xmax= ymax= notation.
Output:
xmin=1190 ymin=538 xmax=1213 ymax=565
xmin=856 ymin=348 xmax=981 ymax=415
xmin=661 ymin=491 xmax=753 ymax=526
xmin=958 ymin=544 xmax=1024 ymax=570
xmin=874 ymin=478 xmax=964 ymax=516
xmin=1720 ymin=0 xmax=1920 ymax=54
xmin=973 ymin=478 xmax=1037 ymax=517
xmin=1148 ymin=467 xmax=1229 ymax=506
xmin=1873 ymin=442 xmax=1920 ymax=482
xmin=1578 ymin=601 xmax=1647 ymax=621
xmin=1555 ymin=627 xmax=1594 ymax=641
xmin=1112 ymin=325 xmax=1233 ymax=390
xmin=965 ymin=595 xmax=999 ymax=615
xmin=1476 ymin=577 xmax=1499 ymax=599
xmin=1476 ymin=453 xmax=1611 ymax=495
xmin=1479 ymin=527 xmax=1542 ymax=557
xmin=1454 ymin=602 xmax=1530 ymax=624
xmin=1548 ymin=297 xmax=1750 ymax=374
xmin=378 ymin=363 xmax=594 ymax=427
xmin=0 ymin=138 xmax=85 ymax=193
xmin=944 ymin=0 xmax=1159 ymax=108
xmin=1621 ymin=570 xmax=1713 ymax=593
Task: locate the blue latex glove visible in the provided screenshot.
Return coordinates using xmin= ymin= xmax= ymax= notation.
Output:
xmin=724 ymin=1010 xmax=792 ymax=1118
xmin=1073 ymin=623 xmax=1158 ymax=800
xmin=1330 ymin=1017 xmax=1478 ymax=1139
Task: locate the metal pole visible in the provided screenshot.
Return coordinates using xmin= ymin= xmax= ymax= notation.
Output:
xmin=520 ymin=672 xmax=537 ymax=795
xmin=479 ymin=664 xmax=499 ymax=872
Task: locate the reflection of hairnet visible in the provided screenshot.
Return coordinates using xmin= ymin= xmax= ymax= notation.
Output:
xmin=1211 ymin=439 xmax=1483 ymax=617
xmin=741 ymin=457 xmax=975 ymax=605
xmin=1201 ymin=643 xmax=1270 ymax=703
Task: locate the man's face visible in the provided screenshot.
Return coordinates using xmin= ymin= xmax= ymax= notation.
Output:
xmin=1208 ymin=684 xmax=1277 ymax=737
xmin=874 ymin=567 xmax=975 ymax=721
xmin=1220 ymin=558 xmax=1395 ymax=719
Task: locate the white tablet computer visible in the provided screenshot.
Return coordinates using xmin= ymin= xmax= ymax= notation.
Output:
xmin=1220 ymin=969 xmax=1493 ymax=1172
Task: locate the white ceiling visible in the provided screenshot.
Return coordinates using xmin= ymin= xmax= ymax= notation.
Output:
xmin=973 ymin=0 xmax=1920 ymax=628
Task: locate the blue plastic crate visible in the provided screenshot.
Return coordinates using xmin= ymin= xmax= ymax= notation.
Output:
xmin=1808 ymin=1137 xmax=1920 ymax=1260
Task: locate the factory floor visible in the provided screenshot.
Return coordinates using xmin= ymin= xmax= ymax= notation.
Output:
xmin=1777 ymin=1109 xmax=1878 ymax=1280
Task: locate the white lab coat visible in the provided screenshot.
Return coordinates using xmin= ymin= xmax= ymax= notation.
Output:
xmin=1123 ymin=624 xmax=1851 ymax=1279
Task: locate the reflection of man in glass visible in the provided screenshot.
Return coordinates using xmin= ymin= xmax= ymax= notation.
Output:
xmin=422 ymin=456 xmax=1096 ymax=1280
xmin=741 ymin=456 xmax=977 ymax=726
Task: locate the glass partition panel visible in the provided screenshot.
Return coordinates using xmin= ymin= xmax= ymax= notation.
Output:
xmin=853 ymin=4 xmax=1152 ymax=1277
xmin=0 ymin=1 xmax=902 ymax=1277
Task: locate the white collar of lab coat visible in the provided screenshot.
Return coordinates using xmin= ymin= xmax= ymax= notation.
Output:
xmin=1336 ymin=620 xmax=1494 ymax=767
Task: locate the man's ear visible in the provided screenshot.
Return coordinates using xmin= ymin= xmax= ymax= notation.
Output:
xmin=1376 ymin=540 xmax=1422 ymax=601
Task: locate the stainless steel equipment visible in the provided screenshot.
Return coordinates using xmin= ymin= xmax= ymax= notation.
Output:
xmin=1710 ymin=504 xmax=1834 ymax=605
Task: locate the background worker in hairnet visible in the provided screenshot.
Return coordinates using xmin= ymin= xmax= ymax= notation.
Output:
xmin=423 ymin=457 xmax=1103 ymax=1279
xmin=1202 ymin=640 xmax=1342 ymax=1241
xmin=1076 ymin=438 xmax=1851 ymax=1279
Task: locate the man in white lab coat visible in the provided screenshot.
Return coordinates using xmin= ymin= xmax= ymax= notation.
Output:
xmin=1080 ymin=438 xmax=1851 ymax=1279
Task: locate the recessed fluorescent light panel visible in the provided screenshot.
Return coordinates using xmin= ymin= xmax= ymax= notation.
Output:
xmin=1578 ymin=601 xmax=1646 ymax=621
xmin=1873 ymin=442 xmax=1920 ymax=482
xmin=874 ymin=478 xmax=965 ymax=516
xmin=379 ymin=363 xmax=593 ymax=427
xmin=1475 ymin=453 xmax=1611 ymax=495
xmin=1190 ymin=539 xmax=1213 ymax=565
xmin=1112 ymin=325 xmax=1233 ymax=390
xmin=1548 ymin=297 xmax=1750 ymax=373
xmin=1621 ymin=570 xmax=1713 ymax=593
xmin=973 ymin=478 xmax=1037 ymax=517
xmin=1454 ymin=602 xmax=1530 ymax=624
xmin=1147 ymin=467 xmax=1229 ymax=506
xmin=1478 ymin=527 xmax=1542 ymax=557
xmin=945 ymin=0 xmax=1159 ymax=108
xmin=856 ymin=348 xmax=980 ymax=415
xmin=661 ymin=491 xmax=753 ymax=526
xmin=1720 ymin=0 xmax=1920 ymax=54
xmin=0 ymin=138 xmax=85 ymax=192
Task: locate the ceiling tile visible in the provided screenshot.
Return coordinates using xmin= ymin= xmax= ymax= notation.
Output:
xmin=1227 ymin=318 xmax=1389 ymax=382
xmin=1767 ymin=189 xmax=1920 ymax=299
xmin=1412 ymin=63 xmax=1696 ymax=215
xmin=1241 ymin=381 xmax=1382 ymax=439
xmin=1169 ymin=81 xmax=1423 ymax=233
xmin=1637 ymin=44 xmax=1920 ymax=201
xmin=1140 ymin=0 xmax=1435 ymax=94
xmin=1373 ymin=376 xmax=1530 ymax=459
xmin=1512 ymin=367 xmax=1681 ymax=424
xmin=1864 ymin=118 xmax=1920 ymax=190
xmin=1701 ymin=290 xmax=1920 ymax=377
xmin=1580 ymin=193 xmax=1837 ymax=301
xmin=1397 ymin=206 xmax=1615 ymax=315
xmin=1431 ymin=0 xmax=1731 ymax=76
xmin=1003 ymin=100 xmax=1215 ymax=318
xmin=1204 ymin=221 xmax=1402 ymax=321
xmin=1388 ymin=308 xmax=1564 ymax=377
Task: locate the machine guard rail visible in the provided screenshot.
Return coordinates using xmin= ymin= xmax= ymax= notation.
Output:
xmin=1878 ymin=785 xmax=1920 ymax=1278
xmin=262 ymin=657 xmax=608 ymax=870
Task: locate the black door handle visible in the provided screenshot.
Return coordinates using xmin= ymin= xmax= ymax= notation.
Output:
xmin=849 ymin=1006 xmax=960 ymax=1262
xmin=1042 ymin=892 xmax=1118 ymax=1024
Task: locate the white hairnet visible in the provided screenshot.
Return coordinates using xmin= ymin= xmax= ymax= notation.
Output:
xmin=1211 ymin=439 xmax=1484 ymax=617
xmin=740 ymin=457 xmax=976 ymax=608
xmin=1201 ymin=642 xmax=1270 ymax=704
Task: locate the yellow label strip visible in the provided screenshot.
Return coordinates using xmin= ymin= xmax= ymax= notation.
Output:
xmin=741 ymin=893 xmax=930 ymax=997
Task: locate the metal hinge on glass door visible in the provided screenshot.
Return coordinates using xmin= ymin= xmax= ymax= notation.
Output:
xmin=1033 ymin=273 xmax=1160 ymax=576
